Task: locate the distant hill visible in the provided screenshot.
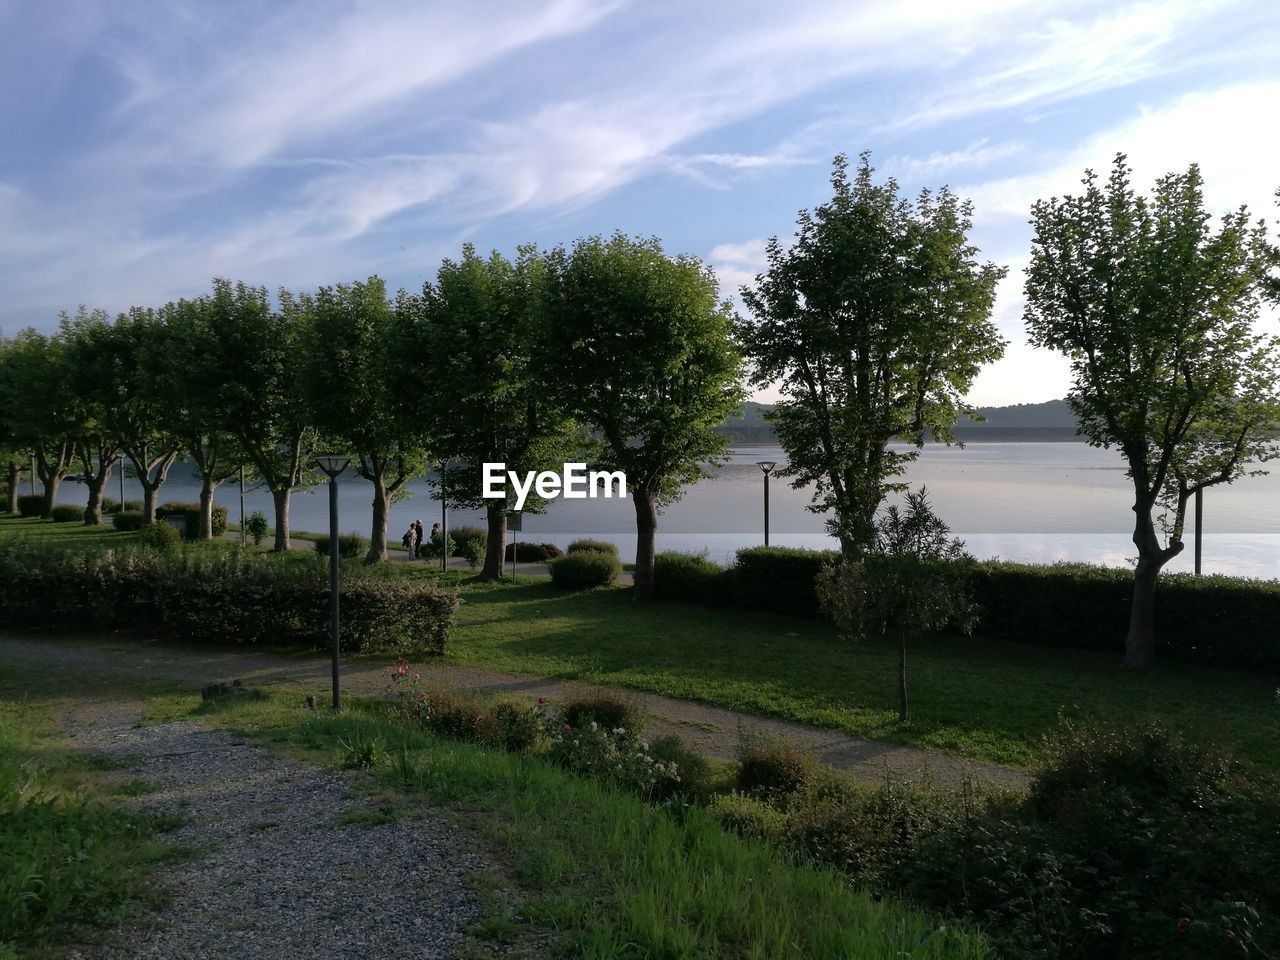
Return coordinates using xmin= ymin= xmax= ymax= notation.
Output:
xmin=715 ymin=398 xmax=1082 ymax=443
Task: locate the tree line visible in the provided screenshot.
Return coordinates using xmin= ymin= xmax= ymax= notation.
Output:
xmin=1 ymin=152 xmax=1277 ymax=661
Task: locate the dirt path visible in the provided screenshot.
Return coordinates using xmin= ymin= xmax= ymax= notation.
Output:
xmin=2 ymin=632 xmax=1028 ymax=790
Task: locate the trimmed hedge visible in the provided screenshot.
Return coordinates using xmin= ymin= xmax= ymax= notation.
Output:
xmin=449 ymin=526 xmax=486 ymax=560
xmin=49 ymin=505 xmax=84 ymax=523
xmin=156 ymin=501 xmax=229 ymax=539
xmin=567 ymin=538 xmax=619 ymax=557
xmin=16 ymin=494 xmax=44 ymax=518
xmin=111 ymin=510 xmax=145 ymax=531
xmin=504 ymin=541 xmax=563 ymax=562
xmin=0 ymin=542 xmax=458 ymax=654
xmin=550 ymin=550 xmax=620 ymax=590
xmin=734 ymin=546 xmax=837 ymax=618
xmin=313 ymin=533 xmax=367 ymax=560
xmin=653 ymin=552 xmax=734 ymax=605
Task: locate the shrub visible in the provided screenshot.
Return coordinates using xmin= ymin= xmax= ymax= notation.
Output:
xmin=549 ymin=550 xmax=620 ymax=590
xmin=401 ymin=687 xmax=502 ymax=744
xmin=420 ymin=531 xmax=454 ymax=561
xmin=449 ymin=526 xmax=486 ymax=561
xmin=735 ymin=739 xmax=814 ymax=800
xmin=492 ymin=701 xmax=548 ymax=753
xmin=653 ymin=551 xmax=733 ymax=604
xmin=647 ymin=734 xmax=716 ymax=801
xmin=709 ymin=792 xmax=787 ymax=842
xmin=504 ymin=541 xmax=562 ymax=562
xmin=313 ymin=533 xmax=367 ymax=560
xmin=733 ymin=546 xmax=838 ymax=617
xmin=138 ymin=521 xmax=182 ymax=553
xmin=156 ymin=501 xmax=229 ymax=539
xmin=558 ymin=692 xmax=642 ymax=733
xmin=111 ymin=510 xmax=145 ymax=531
xmin=49 ymin=505 xmax=84 ymax=523
xmin=567 ymin=538 xmax=618 ymax=557
xmin=100 ymin=497 xmax=120 ymax=514
xmin=119 ymin=500 xmax=143 ymax=513
xmin=16 ymin=494 xmax=44 ymax=518
xmin=457 ymin=535 xmax=485 ymax=569
xmin=549 ymin=719 xmax=679 ymax=799
xmin=244 ymin=511 xmax=268 ymax=545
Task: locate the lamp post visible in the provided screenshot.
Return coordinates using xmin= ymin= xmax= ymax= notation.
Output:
xmin=315 ymin=454 xmax=350 ymax=710
xmin=756 ymin=461 xmax=776 ymax=546
xmin=439 ymin=460 xmax=449 ymax=573
xmin=238 ymin=465 xmax=246 ymax=545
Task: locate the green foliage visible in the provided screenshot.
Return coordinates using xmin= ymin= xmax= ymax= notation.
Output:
xmin=448 ymin=525 xmax=486 ymax=563
xmin=313 ymin=533 xmax=367 ymax=560
xmin=156 ymin=501 xmax=229 ymax=539
xmin=737 ymin=153 xmax=1005 ymax=554
xmin=339 ymin=732 xmax=389 ymax=770
xmin=557 ymin=693 xmax=642 ymax=733
xmin=549 ymin=549 xmax=620 ymax=589
xmin=137 ymin=521 xmax=182 ymax=553
xmin=0 ymin=542 xmax=458 ymax=653
xmin=51 ymin=505 xmax=84 ymax=523
xmin=1024 ymin=155 xmax=1280 ymax=666
xmin=709 ymin=791 xmax=788 ymax=842
xmin=549 ymin=716 xmax=680 ymax=799
xmin=735 ymin=546 xmax=836 ymax=617
xmin=111 ymin=510 xmax=145 ymax=531
xmin=504 ymin=540 xmax=561 ymax=562
xmin=653 ymin=551 xmax=731 ymax=605
xmin=16 ymin=494 xmax=44 ymax=518
xmin=735 ymin=739 xmax=815 ymax=800
xmin=547 ymin=232 xmax=745 ymax=598
xmin=647 ymin=733 xmax=717 ymax=801
xmin=245 ymin=510 xmax=268 ymax=545
xmin=419 ymin=530 xmax=454 ymax=561
xmin=566 ymin=538 xmax=617 ymax=557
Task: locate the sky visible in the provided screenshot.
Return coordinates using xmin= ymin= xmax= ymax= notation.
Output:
xmin=1 ymin=0 xmax=1278 ymax=405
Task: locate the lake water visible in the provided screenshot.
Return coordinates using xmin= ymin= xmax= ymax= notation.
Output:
xmin=58 ymin=442 xmax=1280 ymax=579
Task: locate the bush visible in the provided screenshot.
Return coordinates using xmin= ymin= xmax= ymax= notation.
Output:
xmin=549 ymin=719 xmax=680 ymax=799
xmin=100 ymin=497 xmax=120 ymax=514
xmin=733 ymin=546 xmax=838 ymax=617
xmin=567 ymin=538 xmax=618 ymax=557
xmin=313 ymin=533 xmax=367 ymax=560
xmin=549 ymin=550 xmax=620 ymax=590
xmin=49 ymin=505 xmax=84 ymax=523
xmin=138 ymin=521 xmax=182 ymax=553
xmin=420 ymin=531 xmax=454 ymax=561
xmin=119 ymin=499 xmax=143 ymax=513
xmin=653 ymin=551 xmax=734 ymax=604
xmin=449 ymin=526 xmax=486 ymax=561
xmin=504 ymin=541 xmax=562 ymax=562
xmin=0 ymin=542 xmax=458 ymax=654
xmin=111 ymin=510 xmax=145 ymax=531
xmin=709 ymin=792 xmax=788 ymax=842
xmin=245 ymin=511 xmax=268 ymax=545
xmin=401 ymin=687 xmax=502 ymax=744
xmin=735 ymin=739 xmax=814 ymax=800
xmin=16 ymin=494 xmax=44 ymax=518
xmin=648 ymin=734 xmax=717 ymax=801
xmin=156 ymin=501 xmax=229 ymax=539
xmin=558 ymin=692 xmax=642 ymax=733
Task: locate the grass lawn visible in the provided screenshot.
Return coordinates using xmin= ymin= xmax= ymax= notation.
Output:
xmin=5 ymin=512 xmax=1278 ymax=772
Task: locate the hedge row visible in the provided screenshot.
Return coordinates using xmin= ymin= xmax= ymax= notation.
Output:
xmin=0 ymin=543 xmax=457 ymax=654
xmin=652 ymin=549 xmax=1280 ymax=672
xmin=156 ymin=501 xmax=229 ymax=539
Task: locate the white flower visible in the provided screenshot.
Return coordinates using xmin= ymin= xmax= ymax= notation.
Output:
xmin=640 ymin=741 xmax=649 ymax=750
xmin=590 ymin=721 xmax=598 ymax=732
xmin=613 ymin=727 xmax=625 ymax=735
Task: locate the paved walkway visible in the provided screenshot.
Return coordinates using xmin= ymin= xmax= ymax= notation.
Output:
xmin=0 ymin=632 xmax=1027 ymax=791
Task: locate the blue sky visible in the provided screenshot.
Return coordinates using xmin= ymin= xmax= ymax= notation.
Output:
xmin=2 ymin=0 xmax=1277 ymax=404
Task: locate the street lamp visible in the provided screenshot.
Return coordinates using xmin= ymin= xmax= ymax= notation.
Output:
xmin=315 ymin=454 xmax=350 ymax=710
xmin=756 ymin=461 xmax=776 ymax=546
xmin=439 ymin=459 xmax=449 ymax=573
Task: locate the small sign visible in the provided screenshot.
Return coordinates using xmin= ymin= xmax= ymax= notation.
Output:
xmin=506 ymin=511 xmax=522 ymax=532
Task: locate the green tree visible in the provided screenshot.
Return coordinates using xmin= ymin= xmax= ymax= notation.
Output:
xmin=404 ymin=246 xmax=574 ymax=579
xmin=1024 ymin=156 xmax=1280 ymax=668
xmin=737 ymin=153 xmax=1005 ymax=558
xmin=0 ymin=329 xmax=77 ymax=516
xmin=548 ymin=233 xmax=744 ymax=600
xmin=817 ymin=488 xmax=976 ymax=722
xmin=62 ymin=307 xmax=181 ymax=523
xmin=59 ymin=308 xmax=122 ymax=525
xmin=302 ymin=277 xmax=434 ymax=562
xmin=206 ymin=279 xmax=318 ymax=550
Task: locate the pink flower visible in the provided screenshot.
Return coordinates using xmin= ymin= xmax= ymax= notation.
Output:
xmin=1176 ymin=918 xmax=1189 ymax=935
xmin=562 ymin=723 xmax=571 ymax=732
xmin=538 ymin=697 xmax=546 ymax=704
xmin=413 ymin=673 xmax=421 ymax=681
xmin=383 ymin=668 xmax=389 ymax=675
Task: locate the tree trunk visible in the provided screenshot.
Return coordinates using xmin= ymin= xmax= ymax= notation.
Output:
xmin=632 ymin=488 xmax=658 ymax=601
xmin=271 ymin=487 xmax=291 ymax=551
xmin=480 ymin=500 xmax=507 ymax=581
xmin=40 ymin=475 xmax=61 ymax=517
xmin=898 ymin=626 xmax=910 ymax=723
xmin=142 ymin=484 xmax=158 ymax=524
xmin=1124 ymin=557 xmax=1160 ymax=669
xmin=6 ymin=461 xmax=18 ymax=513
xmin=198 ymin=476 xmax=220 ymax=540
xmin=84 ymin=470 xmax=107 ymax=526
xmin=367 ymin=472 xmax=390 ymax=563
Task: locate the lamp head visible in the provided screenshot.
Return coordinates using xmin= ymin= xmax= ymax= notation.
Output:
xmin=315 ymin=454 xmax=350 ymax=478
xmin=756 ymin=460 xmax=777 ymax=474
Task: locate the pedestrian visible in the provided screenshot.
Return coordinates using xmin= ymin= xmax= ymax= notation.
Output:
xmin=412 ymin=519 xmax=424 ymax=559
xmin=401 ymin=523 xmax=415 ymax=558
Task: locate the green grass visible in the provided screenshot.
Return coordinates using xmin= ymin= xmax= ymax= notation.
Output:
xmin=0 ymin=513 xmax=143 ymax=548
xmin=0 ymin=698 xmax=184 ymax=957
xmin=165 ymin=688 xmax=991 ymax=959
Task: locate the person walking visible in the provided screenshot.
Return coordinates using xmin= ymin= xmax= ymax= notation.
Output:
xmin=401 ymin=523 xmax=416 ymax=558
xmin=412 ymin=519 xmax=424 ymax=559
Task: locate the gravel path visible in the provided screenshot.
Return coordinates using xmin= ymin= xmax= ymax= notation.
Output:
xmin=58 ymin=698 xmax=493 ymax=960
xmin=2 ymin=632 xmax=1029 ymax=790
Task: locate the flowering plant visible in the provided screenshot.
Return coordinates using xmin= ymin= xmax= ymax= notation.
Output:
xmin=549 ymin=719 xmax=679 ymax=798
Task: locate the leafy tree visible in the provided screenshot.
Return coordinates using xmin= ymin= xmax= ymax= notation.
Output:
xmin=156 ymin=297 xmax=249 ymax=539
xmin=0 ymin=350 xmax=27 ymax=513
xmin=817 ymin=488 xmax=976 ymax=722
xmin=58 ymin=308 xmax=122 ymax=525
xmin=737 ymin=153 xmax=1005 ymax=558
xmin=1024 ymin=156 xmax=1280 ymax=668
xmin=548 ymin=233 xmax=744 ymax=600
xmin=61 ymin=307 xmax=181 ymax=523
xmin=0 ymin=329 xmax=77 ymax=516
xmin=206 ymin=279 xmax=318 ymax=550
xmin=403 ymin=246 xmax=574 ymax=579
xmin=302 ymin=277 xmax=434 ymax=562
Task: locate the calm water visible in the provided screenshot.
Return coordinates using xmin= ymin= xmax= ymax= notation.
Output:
xmin=59 ymin=443 xmax=1280 ymax=579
